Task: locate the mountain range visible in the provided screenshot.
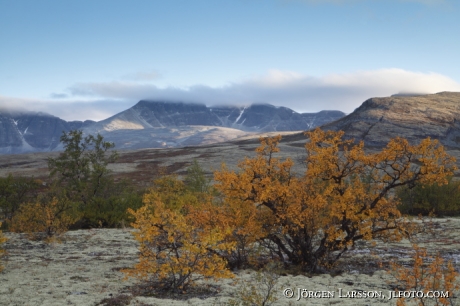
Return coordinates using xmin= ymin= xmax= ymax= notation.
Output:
xmin=3 ymin=92 xmax=460 ymax=183
xmin=0 ymin=101 xmax=345 ymax=154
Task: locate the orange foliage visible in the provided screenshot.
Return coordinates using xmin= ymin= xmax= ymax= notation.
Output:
xmin=390 ymin=245 xmax=460 ymax=306
xmin=214 ymin=129 xmax=456 ymax=272
xmin=124 ymin=187 xmax=234 ymax=292
xmin=9 ymin=198 xmax=78 ymax=242
xmin=187 ymin=194 xmax=267 ymax=269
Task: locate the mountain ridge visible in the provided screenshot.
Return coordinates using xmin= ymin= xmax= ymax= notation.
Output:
xmin=0 ymin=101 xmax=345 ymax=154
xmin=320 ymin=91 xmax=460 ymax=148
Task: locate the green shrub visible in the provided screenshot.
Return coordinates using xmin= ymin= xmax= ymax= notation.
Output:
xmin=46 ymin=130 xmax=145 ymax=228
xmin=80 ymin=181 xmax=144 ymax=228
xmin=0 ymin=174 xmax=42 ymax=224
xmin=397 ymin=178 xmax=460 ymax=216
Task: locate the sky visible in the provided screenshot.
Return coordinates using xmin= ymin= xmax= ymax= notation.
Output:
xmin=1 ymin=0 xmax=459 ymax=121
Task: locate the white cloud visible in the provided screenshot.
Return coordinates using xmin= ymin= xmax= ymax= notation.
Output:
xmin=0 ymin=96 xmax=135 ymax=121
xmin=67 ymin=69 xmax=460 ymax=115
xmin=2 ymin=69 xmax=459 ymax=121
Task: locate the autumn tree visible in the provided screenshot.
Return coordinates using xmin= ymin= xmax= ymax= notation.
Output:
xmin=9 ymin=197 xmax=79 ymax=242
xmin=214 ymin=129 xmax=456 ymax=272
xmin=390 ymin=245 xmax=460 ymax=306
xmin=186 ymin=186 xmax=267 ymax=269
xmin=146 ymin=175 xmax=201 ymax=211
xmin=124 ymin=179 xmax=234 ymax=292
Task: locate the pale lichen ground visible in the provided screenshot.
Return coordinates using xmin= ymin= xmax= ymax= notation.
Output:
xmin=0 ymin=218 xmax=459 ymax=306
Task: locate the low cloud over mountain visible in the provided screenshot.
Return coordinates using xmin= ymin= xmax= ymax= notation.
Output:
xmin=67 ymin=69 xmax=460 ymax=117
xmin=3 ymin=69 xmax=459 ymax=122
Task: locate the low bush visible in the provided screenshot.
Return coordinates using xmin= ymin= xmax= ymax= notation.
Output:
xmin=0 ymin=174 xmax=42 ymax=224
xmin=79 ymin=180 xmax=144 ymax=228
xmin=123 ymin=194 xmax=234 ymax=292
xmin=9 ymin=197 xmax=79 ymax=242
xmin=389 ymin=244 xmax=460 ymax=306
xmin=397 ymin=178 xmax=460 ymax=216
xmin=0 ymin=222 xmax=6 ymax=272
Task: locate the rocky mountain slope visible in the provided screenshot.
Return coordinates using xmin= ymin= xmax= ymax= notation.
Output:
xmin=0 ymin=111 xmax=94 ymax=154
xmin=320 ymin=92 xmax=460 ymax=148
xmin=0 ymin=101 xmax=345 ymax=154
xmin=89 ymin=100 xmax=344 ymax=133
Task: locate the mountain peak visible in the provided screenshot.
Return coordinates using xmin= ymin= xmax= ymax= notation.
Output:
xmin=0 ymin=100 xmax=345 ymax=154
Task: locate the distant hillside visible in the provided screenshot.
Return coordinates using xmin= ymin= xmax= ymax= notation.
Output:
xmin=321 ymin=92 xmax=460 ymax=148
xmin=0 ymin=111 xmax=94 ymax=154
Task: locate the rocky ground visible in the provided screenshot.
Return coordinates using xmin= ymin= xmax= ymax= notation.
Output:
xmin=1 ymin=218 xmax=460 ymax=306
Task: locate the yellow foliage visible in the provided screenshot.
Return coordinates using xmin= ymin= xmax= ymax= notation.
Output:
xmin=144 ymin=175 xmax=201 ymax=211
xmin=9 ymin=198 xmax=78 ymax=242
xmin=0 ymin=222 xmax=7 ymax=272
xmin=214 ymin=128 xmax=456 ymax=272
xmin=389 ymin=245 xmax=460 ymax=306
xmin=187 ymin=194 xmax=267 ymax=268
xmin=124 ymin=189 xmax=235 ymax=292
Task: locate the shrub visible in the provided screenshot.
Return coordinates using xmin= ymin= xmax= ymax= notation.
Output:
xmin=389 ymin=245 xmax=460 ymax=306
xmin=9 ymin=197 xmax=79 ymax=242
xmin=0 ymin=222 xmax=7 ymax=272
xmin=146 ymin=175 xmax=201 ymax=211
xmin=123 ymin=188 xmax=234 ymax=293
xmin=79 ymin=180 xmax=144 ymax=228
xmin=47 ymin=130 xmax=118 ymax=227
xmin=0 ymin=174 xmax=41 ymax=223
xmin=397 ymin=178 xmax=460 ymax=216
xmin=186 ymin=192 xmax=266 ymax=270
xmin=213 ymin=129 xmax=455 ymax=272
xmin=184 ymin=159 xmax=212 ymax=194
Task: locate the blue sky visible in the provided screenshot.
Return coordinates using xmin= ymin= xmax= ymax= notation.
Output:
xmin=1 ymin=0 xmax=459 ymax=121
